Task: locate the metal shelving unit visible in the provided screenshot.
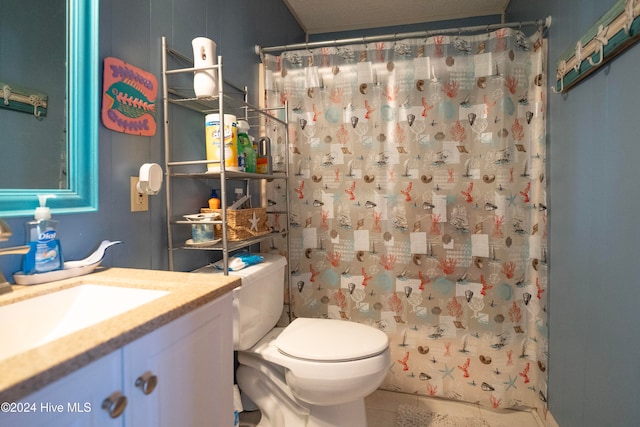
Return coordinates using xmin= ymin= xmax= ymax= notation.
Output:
xmin=161 ymin=36 xmax=289 ymax=274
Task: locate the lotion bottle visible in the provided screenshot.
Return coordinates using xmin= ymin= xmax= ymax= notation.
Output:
xmin=23 ymin=195 xmax=64 ymax=274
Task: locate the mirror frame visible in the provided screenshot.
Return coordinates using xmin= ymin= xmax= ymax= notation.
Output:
xmin=0 ymin=0 xmax=99 ymax=217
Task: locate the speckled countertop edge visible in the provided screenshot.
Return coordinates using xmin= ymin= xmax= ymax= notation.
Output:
xmin=0 ymin=267 xmax=240 ymax=402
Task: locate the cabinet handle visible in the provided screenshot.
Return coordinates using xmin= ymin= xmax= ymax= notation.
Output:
xmin=135 ymin=371 xmax=158 ymax=395
xmin=101 ymin=391 xmax=127 ymax=418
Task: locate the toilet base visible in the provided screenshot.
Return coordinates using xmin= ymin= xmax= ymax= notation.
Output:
xmin=237 ymin=364 xmax=369 ymax=427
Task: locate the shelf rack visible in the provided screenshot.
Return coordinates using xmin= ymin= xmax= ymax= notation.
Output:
xmin=160 ymin=36 xmax=289 ymax=274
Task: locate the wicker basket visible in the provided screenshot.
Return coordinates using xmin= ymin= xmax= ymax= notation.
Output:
xmin=201 ymin=207 xmax=270 ymax=241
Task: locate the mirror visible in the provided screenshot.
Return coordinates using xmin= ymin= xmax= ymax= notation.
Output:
xmin=0 ymin=0 xmax=98 ymax=217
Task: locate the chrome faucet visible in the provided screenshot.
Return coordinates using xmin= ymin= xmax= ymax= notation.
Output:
xmin=0 ymin=219 xmax=30 ymax=295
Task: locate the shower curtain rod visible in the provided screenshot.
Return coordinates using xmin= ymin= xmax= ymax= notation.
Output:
xmin=256 ymin=16 xmax=551 ymax=57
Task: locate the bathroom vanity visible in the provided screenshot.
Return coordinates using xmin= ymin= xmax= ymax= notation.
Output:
xmin=0 ymin=268 xmax=239 ymax=427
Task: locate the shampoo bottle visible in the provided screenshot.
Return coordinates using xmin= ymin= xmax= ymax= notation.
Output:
xmin=23 ymin=195 xmax=64 ymax=274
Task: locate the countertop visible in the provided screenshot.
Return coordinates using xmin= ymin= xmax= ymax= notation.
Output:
xmin=0 ymin=267 xmax=240 ymax=402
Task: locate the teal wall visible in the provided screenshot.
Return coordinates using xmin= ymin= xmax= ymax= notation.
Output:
xmin=3 ymin=1 xmax=640 ymax=425
xmin=507 ymin=1 xmax=640 ymax=426
xmin=0 ymin=0 xmax=303 ymax=276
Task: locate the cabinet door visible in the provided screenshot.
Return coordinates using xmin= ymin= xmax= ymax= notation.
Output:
xmin=123 ymin=294 xmax=233 ymax=427
xmin=0 ymin=351 xmax=123 ymax=427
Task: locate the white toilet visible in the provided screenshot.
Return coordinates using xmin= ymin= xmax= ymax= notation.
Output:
xmin=213 ymin=253 xmax=391 ymax=427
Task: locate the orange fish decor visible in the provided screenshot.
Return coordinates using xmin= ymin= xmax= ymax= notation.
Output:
xmin=101 ymin=57 xmax=157 ymax=136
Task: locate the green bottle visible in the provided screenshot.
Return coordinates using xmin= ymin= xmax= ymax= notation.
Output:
xmin=237 ymin=120 xmax=256 ymax=173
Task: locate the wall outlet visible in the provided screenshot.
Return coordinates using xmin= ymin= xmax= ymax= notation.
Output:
xmin=130 ymin=177 xmax=148 ymax=212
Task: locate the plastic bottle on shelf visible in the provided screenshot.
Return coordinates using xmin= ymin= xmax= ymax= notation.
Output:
xmin=237 ymin=120 xmax=256 ymax=173
xmin=208 ymin=189 xmax=220 ymax=209
xmin=205 ymin=114 xmax=238 ymax=172
xmin=255 ymin=136 xmax=272 ymax=174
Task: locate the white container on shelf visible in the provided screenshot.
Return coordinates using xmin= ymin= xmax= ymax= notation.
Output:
xmin=192 ymin=37 xmax=217 ymax=98
xmin=205 ymin=114 xmax=238 ymax=172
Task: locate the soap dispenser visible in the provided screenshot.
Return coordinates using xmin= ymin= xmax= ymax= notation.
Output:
xmin=23 ymin=195 xmax=64 ymax=274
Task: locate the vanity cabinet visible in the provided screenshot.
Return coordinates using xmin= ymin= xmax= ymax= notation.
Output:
xmin=123 ymin=292 xmax=233 ymax=427
xmin=0 ymin=351 xmax=122 ymax=427
xmin=1 ymin=293 xmax=232 ymax=427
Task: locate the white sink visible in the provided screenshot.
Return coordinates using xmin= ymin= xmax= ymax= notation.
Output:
xmin=0 ymin=284 xmax=169 ymax=361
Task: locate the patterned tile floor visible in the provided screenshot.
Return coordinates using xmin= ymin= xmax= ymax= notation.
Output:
xmin=365 ymin=389 xmax=547 ymax=427
xmin=239 ymin=389 xmax=552 ymax=426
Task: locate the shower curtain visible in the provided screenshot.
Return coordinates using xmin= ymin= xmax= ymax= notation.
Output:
xmin=262 ymin=27 xmax=548 ymax=413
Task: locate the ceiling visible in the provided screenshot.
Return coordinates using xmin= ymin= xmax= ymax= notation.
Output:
xmin=283 ymin=0 xmax=511 ymax=35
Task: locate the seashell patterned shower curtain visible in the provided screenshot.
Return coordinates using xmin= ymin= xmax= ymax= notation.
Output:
xmin=262 ymin=27 xmax=548 ymax=413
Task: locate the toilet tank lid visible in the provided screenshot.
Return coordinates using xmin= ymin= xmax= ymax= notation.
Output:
xmin=274 ymin=318 xmax=389 ymax=362
xmin=192 ymin=253 xmax=286 ymax=280
xmin=224 ymin=252 xmax=287 ymax=280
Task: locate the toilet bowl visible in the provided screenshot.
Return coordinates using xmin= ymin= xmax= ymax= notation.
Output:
xmin=197 ymin=254 xmax=391 ymax=427
xmin=240 ymin=318 xmax=390 ymax=405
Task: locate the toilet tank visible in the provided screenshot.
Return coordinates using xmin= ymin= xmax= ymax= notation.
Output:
xmin=193 ymin=253 xmax=287 ymax=350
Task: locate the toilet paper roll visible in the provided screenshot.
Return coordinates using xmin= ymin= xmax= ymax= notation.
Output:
xmin=137 ymin=163 xmax=163 ymax=195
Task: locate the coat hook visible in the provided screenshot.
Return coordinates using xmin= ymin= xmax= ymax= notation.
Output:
xmin=29 ymin=95 xmax=43 ymax=118
xmin=624 ymin=0 xmax=637 ymax=35
xmin=552 ymin=60 xmax=567 ymax=93
xmin=588 ymin=24 xmax=609 ymax=66
xmin=2 ymin=84 xmax=10 ymax=106
xmin=573 ymin=41 xmax=583 ymax=73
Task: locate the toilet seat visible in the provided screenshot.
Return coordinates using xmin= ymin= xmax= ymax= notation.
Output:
xmin=238 ymin=323 xmax=391 ymax=407
xmin=275 ymin=318 xmax=388 ymax=362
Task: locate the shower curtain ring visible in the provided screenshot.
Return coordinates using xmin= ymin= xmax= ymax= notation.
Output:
xmin=537 ymin=20 xmax=545 ymax=35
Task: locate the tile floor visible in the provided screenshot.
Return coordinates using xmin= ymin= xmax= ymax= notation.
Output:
xmin=240 ymin=389 xmax=550 ymax=426
xmin=365 ymin=389 xmax=547 ymax=427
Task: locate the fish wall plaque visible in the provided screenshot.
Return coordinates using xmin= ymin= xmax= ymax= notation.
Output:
xmin=101 ymin=57 xmax=157 ymax=136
